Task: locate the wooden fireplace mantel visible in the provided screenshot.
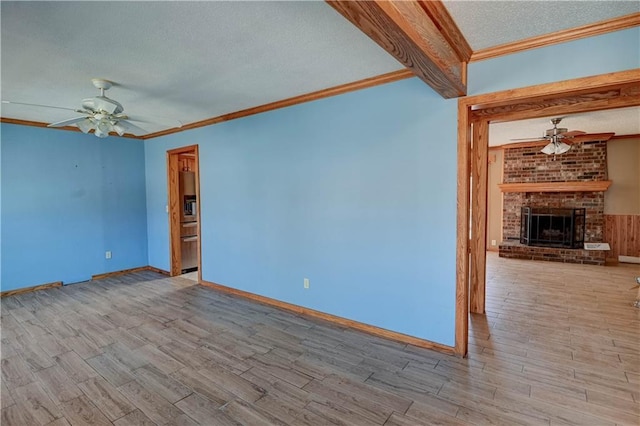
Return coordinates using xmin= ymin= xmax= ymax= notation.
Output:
xmin=498 ymin=180 xmax=612 ymax=193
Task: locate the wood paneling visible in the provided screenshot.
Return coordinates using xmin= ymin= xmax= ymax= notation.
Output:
xmin=470 ymin=12 xmax=640 ymax=62
xmin=470 ymin=120 xmax=489 ymax=315
xmin=605 ymin=215 xmax=640 ymax=259
xmin=498 ymin=181 xmax=612 ymax=193
xmin=326 ymin=0 xmax=467 ymax=98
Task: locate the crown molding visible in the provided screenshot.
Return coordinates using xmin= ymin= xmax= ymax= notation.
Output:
xmin=470 ymin=12 xmax=640 ymax=62
xmin=142 ymin=69 xmax=414 ymax=140
xmin=0 ymin=117 xmax=143 ymax=139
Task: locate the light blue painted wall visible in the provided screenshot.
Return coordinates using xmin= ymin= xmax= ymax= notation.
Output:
xmin=145 ymin=78 xmax=458 ymax=345
xmin=469 ymin=27 xmax=640 ymax=95
xmin=1 ymin=124 xmax=148 ymax=290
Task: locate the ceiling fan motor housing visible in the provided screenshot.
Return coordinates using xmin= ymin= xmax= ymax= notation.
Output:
xmin=545 ymin=127 xmax=567 ymax=137
xmin=82 ymin=96 xmax=124 ymax=115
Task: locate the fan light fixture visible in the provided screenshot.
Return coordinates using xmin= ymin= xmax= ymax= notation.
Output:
xmin=539 ymin=118 xmax=578 ymax=156
xmin=4 ymin=78 xmax=183 ymax=138
xmin=541 ymin=135 xmax=571 ymax=155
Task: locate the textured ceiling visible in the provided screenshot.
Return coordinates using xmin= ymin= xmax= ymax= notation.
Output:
xmin=1 ymin=1 xmax=638 ymax=138
xmin=442 ymin=0 xmax=639 ymax=50
xmin=0 ymin=1 xmax=403 ymax=134
xmin=489 ymin=107 xmax=640 ymax=146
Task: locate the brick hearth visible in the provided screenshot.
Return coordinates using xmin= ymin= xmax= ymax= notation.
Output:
xmin=499 ymin=241 xmax=606 ymax=265
xmin=499 ymin=139 xmax=609 ymax=265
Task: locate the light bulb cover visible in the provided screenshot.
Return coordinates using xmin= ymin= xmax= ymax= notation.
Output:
xmin=76 ymin=118 xmax=93 ymax=134
xmin=112 ymin=122 xmax=127 ymax=137
xmin=94 ymin=126 xmax=109 ymax=138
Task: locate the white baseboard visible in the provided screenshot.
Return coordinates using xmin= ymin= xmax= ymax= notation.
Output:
xmin=619 ymin=255 xmax=640 ymax=264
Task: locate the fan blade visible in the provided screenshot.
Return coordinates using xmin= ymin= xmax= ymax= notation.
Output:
xmin=48 ymin=116 xmax=91 ymax=128
xmin=116 ymin=119 xmax=149 ymax=136
xmin=118 ymin=114 xmax=182 ymax=128
xmin=560 ymin=130 xmax=587 ymax=138
xmin=510 ymin=137 xmax=547 ymax=141
xmin=2 ymin=100 xmax=79 ymax=112
xmin=541 ymin=142 xmax=556 ymax=155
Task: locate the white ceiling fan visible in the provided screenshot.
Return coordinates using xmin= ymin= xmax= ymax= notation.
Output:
xmin=511 ymin=117 xmax=586 ymax=155
xmin=2 ymin=78 xmax=182 ymax=138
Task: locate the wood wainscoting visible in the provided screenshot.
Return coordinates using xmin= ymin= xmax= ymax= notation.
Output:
xmin=605 ymin=214 xmax=640 ymax=261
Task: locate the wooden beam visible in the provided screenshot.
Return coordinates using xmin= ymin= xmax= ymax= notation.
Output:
xmin=471 ymin=82 xmax=640 ymax=123
xmin=498 ymin=181 xmax=612 ymax=193
xmin=326 ymin=0 xmax=468 ymax=98
xmin=467 ymin=70 xmax=640 ymax=111
xmin=470 ymin=120 xmax=488 ymax=315
xmin=471 ymin=13 xmax=640 ymax=62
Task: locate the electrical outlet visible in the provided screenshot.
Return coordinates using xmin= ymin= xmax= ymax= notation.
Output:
xmin=165 ymin=205 xmax=169 ymax=213
xmin=303 ymin=278 xmax=310 ymax=289
xmin=491 ymin=240 xmax=497 ymax=246
xmin=105 ymin=251 xmax=112 ymax=259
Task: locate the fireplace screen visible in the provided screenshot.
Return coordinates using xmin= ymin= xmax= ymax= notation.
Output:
xmin=520 ymin=207 xmax=585 ymax=248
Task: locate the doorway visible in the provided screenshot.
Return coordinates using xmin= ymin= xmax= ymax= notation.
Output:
xmin=167 ymin=145 xmax=201 ymax=281
xmin=455 ymin=70 xmax=640 ymax=357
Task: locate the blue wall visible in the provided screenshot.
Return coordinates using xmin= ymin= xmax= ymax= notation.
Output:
xmin=1 ymin=26 xmax=636 ymax=346
xmin=145 ymin=78 xmax=459 ymax=345
xmin=1 ymin=124 xmax=148 ymax=290
xmin=469 ymin=27 xmax=640 ymax=95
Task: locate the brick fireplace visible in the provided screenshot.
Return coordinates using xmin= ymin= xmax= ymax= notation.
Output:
xmin=498 ymin=139 xmax=611 ymax=265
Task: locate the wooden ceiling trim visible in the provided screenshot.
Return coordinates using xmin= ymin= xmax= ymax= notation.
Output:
xmin=0 ymin=117 xmax=143 ymax=139
xmin=326 ymin=0 xmax=468 ymax=99
xmin=469 ymin=72 xmax=640 ymax=123
xmin=470 ymin=12 xmax=640 ymax=62
xmin=143 ymin=68 xmax=414 ymax=139
xmin=467 ymin=70 xmax=640 ymax=109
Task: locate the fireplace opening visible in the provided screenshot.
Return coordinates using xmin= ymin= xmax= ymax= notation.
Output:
xmin=520 ymin=207 xmax=585 ymax=248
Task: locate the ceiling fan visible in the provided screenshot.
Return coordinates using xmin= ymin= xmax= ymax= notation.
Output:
xmin=2 ymin=78 xmax=182 ymax=138
xmin=512 ymin=117 xmax=586 ymax=155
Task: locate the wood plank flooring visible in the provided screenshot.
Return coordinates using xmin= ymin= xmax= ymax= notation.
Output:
xmin=2 ymin=254 xmax=639 ymax=425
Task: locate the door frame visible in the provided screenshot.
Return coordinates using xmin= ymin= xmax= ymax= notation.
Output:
xmin=455 ymin=69 xmax=640 ymax=356
xmin=167 ymin=144 xmax=202 ymax=280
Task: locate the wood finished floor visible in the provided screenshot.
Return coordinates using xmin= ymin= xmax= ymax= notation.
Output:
xmin=1 ymin=253 xmax=639 ymax=425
